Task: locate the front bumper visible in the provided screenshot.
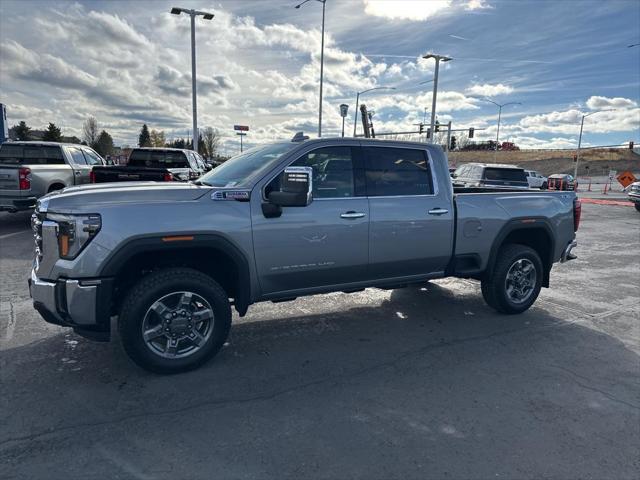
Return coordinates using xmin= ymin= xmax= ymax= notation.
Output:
xmin=29 ymin=269 xmax=113 ymax=341
xmin=0 ymin=195 xmax=38 ymax=212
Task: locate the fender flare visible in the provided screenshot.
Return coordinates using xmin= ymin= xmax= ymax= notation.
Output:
xmin=98 ymin=234 xmax=251 ymax=315
xmin=486 ymin=218 xmax=556 ymax=287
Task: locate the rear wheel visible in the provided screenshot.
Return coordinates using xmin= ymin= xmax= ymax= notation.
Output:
xmin=119 ymin=268 xmax=231 ymax=374
xmin=635 ymin=204 xmax=640 ymax=212
xmin=481 ymin=244 xmax=543 ymax=314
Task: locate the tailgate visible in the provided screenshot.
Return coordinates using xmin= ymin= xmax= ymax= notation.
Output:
xmin=92 ymin=166 xmax=169 ymax=183
xmin=0 ymin=166 xmax=19 ymax=191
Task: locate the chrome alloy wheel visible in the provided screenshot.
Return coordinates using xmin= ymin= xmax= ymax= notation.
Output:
xmin=141 ymin=291 xmax=214 ymax=359
xmin=504 ymin=258 xmax=537 ymax=304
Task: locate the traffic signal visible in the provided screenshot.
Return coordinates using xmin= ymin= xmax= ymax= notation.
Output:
xmin=435 ymin=121 xmax=440 ymax=133
xmin=419 ymin=123 xmax=424 ymax=134
xmin=426 ymin=128 xmax=431 ymax=139
xmin=630 ymin=141 xmax=634 ymax=149
xmin=450 ymin=135 xmax=457 ymax=151
xmin=468 ymin=127 xmax=474 ymax=138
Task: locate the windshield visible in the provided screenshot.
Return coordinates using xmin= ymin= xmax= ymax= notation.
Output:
xmin=198 ymin=142 xmax=296 ymax=187
xmin=128 ymin=150 xmax=189 ymax=169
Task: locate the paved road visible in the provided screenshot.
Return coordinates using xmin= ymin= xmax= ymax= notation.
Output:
xmin=0 ymin=205 xmax=638 ymax=480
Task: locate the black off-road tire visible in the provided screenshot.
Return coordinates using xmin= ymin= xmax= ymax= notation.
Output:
xmin=541 ymin=182 xmax=548 ymax=190
xmin=481 ymin=244 xmax=543 ymax=315
xmin=118 ymin=268 xmax=231 ymax=374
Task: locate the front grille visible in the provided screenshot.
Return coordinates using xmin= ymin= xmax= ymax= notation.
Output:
xmin=31 ymin=210 xmax=45 ymax=263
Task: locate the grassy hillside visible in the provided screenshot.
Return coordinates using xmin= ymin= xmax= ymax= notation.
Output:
xmin=447 ymin=148 xmax=639 ymax=176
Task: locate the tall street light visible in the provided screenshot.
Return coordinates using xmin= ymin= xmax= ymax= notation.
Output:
xmin=295 ymin=0 xmax=326 ymax=137
xmin=171 ymin=7 xmax=214 ymax=152
xmin=423 ymin=53 xmax=452 ymax=144
xmin=574 ymin=109 xmax=614 ymax=178
xmin=353 ymin=86 xmax=396 ymax=136
xmin=481 ymin=99 xmax=521 ymax=157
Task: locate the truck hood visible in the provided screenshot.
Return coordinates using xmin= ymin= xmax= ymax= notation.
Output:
xmin=37 ymin=182 xmax=211 ymax=213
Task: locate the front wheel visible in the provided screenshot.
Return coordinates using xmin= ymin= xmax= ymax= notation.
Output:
xmin=635 ymin=203 xmax=640 ymax=212
xmin=481 ymin=244 xmax=543 ymax=314
xmin=541 ymin=182 xmax=548 ymax=190
xmin=119 ymin=268 xmax=231 ymax=374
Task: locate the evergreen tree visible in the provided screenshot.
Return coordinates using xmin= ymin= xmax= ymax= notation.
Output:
xmin=94 ymin=130 xmax=114 ymax=156
xmin=42 ymin=122 xmax=63 ymax=142
xmin=12 ymin=121 xmax=31 ymax=141
xmin=138 ymin=124 xmax=151 ymax=147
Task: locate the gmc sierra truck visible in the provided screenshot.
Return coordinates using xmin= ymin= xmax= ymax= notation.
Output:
xmin=29 ymin=137 xmax=580 ymax=373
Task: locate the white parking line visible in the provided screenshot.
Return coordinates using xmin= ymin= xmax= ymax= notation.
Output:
xmin=0 ymin=230 xmax=30 ymax=240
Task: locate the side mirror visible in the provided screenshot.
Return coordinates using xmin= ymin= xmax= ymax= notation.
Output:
xmin=268 ymin=166 xmax=313 ymax=207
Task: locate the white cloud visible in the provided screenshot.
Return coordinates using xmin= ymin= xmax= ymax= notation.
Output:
xmin=466 ymin=83 xmax=514 ymax=96
xmin=586 ymin=96 xmax=638 ymax=110
xmin=464 ymin=0 xmax=494 ymax=11
xmin=363 ymin=0 xmax=451 ymax=21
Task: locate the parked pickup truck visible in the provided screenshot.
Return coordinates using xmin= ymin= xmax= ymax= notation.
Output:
xmin=90 ymin=147 xmax=207 ymax=183
xmin=0 ymin=141 xmax=105 ymax=212
xmin=452 ymin=163 xmax=530 ymax=190
xmin=627 ymin=181 xmax=640 ymax=211
xmin=29 ymin=138 xmax=580 ymax=373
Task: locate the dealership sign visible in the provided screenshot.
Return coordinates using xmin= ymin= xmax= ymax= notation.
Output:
xmin=233 ymin=125 xmax=249 ymax=131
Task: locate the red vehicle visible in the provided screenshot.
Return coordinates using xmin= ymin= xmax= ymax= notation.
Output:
xmin=548 ymin=174 xmax=577 ymax=191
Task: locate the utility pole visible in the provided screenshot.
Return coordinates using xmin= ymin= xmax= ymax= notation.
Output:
xmin=353 ymin=86 xmax=395 ymax=137
xmin=423 ymin=53 xmax=452 ymax=144
xmin=445 ymin=121 xmax=452 ymax=152
xmin=479 ymin=99 xmax=521 ymax=160
xmin=574 ymin=109 xmax=614 ymax=178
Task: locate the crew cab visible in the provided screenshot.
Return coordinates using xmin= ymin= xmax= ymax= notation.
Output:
xmin=0 ymin=141 xmax=105 ymax=212
xmin=452 ymin=163 xmax=530 ymax=190
xmin=525 ymin=170 xmax=548 ymax=189
xmin=90 ymin=147 xmax=207 ymax=183
xmin=29 ymin=138 xmax=580 ymax=373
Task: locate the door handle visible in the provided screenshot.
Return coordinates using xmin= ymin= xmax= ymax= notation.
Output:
xmin=428 ymin=208 xmax=449 ymax=216
xmin=340 ymin=211 xmax=366 ymax=219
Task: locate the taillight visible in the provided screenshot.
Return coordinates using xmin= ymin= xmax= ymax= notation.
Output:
xmin=163 ymin=172 xmax=174 ymax=182
xmin=19 ymin=167 xmax=31 ymax=190
xmin=573 ymin=198 xmax=582 ymax=232
xmin=89 ymin=170 xmax=96 ymax=183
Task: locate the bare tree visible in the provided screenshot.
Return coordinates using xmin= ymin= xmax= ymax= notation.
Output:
xmin=201 ymin=127 xmax=220 ymax=159
xmin=82 ymin=116 xmax=99 ymax=146
xmin=149 ymin=129 xmax=166 ymax=147
xmin=456 ymin=132 xmax=470 ymax=150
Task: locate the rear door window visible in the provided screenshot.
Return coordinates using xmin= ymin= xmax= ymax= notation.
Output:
xmin=0 ymin=144 xmax=65 ymax=165
xmin=128 ymin=150 xmax=189 ymax=168
xmin=363 ymin=147 xmax=433 ymax=196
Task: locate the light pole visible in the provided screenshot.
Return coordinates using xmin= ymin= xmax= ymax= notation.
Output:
xmin=353 ymin=86 xmax=396 ymax=136
xmin=480 ymin=99 xmax=521 ymax=158
xmin=574 ymin=109 xmax=614 ymax=178
xmin=295 ymin=0 xmax=326 ymax=137
xmin=423 ymin=53 xmax=452 ymax=144
xmin=171 ymin=7 xmax=214 ymax=152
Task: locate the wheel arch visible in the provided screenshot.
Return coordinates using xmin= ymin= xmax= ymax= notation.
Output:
xmin=99 ymin=234 xmax=252 ymax=316
xmin=486 ymin=219 xmax=555 ymax=288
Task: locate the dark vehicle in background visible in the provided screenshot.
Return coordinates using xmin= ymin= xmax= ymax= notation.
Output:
xmin=0 ymin=141 xmax=105 ymax=212
xmin=547 ymin=174 xmax=576 ymax=191
xmin=90 ymin=148 xmax=207 ymax=183
xmin=452 ymin=163 xmax=529 ymax=190
xmin=627 ymin=181 xmax=640 ymax=211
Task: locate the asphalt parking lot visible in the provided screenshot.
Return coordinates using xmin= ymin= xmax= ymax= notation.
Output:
xmin=0 ymin=200 xmax=638 ymax=480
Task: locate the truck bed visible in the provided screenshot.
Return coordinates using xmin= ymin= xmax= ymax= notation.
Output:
xmin=91 ymin=165 xmax=179 ymax=183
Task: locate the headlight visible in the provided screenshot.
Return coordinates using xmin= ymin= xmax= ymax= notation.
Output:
xmin=47 ymin=213 xmax=101 ymax=260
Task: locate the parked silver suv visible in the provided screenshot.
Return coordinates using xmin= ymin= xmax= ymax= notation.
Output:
xmin=0 ymin=141 xmax=105 ymax=212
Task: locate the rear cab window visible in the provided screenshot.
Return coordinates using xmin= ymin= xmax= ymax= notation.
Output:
xmin=482 ymin=167 xmax=527 ymax=183
xmin=128 ymin=150 xmax=189 ymax=169
xmin=0 ymin=144 xmax=65 ymax=165
xmin=363 ymin=147 xmax=433 ymax=196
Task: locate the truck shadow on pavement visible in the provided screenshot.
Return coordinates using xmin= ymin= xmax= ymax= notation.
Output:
xmin=1 ymin=282 xmax=639 ymax=479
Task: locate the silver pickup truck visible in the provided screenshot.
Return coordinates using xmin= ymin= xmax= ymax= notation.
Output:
xmin=29 ymin=137 xmax=580 ymax=373
xmin=0 ymin=141 xmax=105 ymax=212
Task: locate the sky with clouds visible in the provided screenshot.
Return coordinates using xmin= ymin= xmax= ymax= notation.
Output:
xmin=1 ymin=0 xmax=639 ymax=154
